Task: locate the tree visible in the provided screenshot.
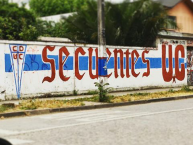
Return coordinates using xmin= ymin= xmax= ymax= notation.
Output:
xmin=29 ymin=0 xmax=88 ymax=17
xmin=61 ymin=0 xmax=177 ymax=47
xmin=0 ymin=0 xmax=39 ymax=40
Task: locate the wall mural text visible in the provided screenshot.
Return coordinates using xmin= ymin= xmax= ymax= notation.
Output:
xmin=7 ymin=44 xmax=186 ymax=98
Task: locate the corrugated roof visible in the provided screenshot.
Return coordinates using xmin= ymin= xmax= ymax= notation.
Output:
xmin=156 ymin=0 xmax=182 ymax=7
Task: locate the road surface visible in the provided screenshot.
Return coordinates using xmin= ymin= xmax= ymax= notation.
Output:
xmin=1 ymin=98 xmax=193 ymax=145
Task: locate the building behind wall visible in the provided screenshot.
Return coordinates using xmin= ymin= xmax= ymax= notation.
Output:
xmin=156 ymin=0 xmax=193 ymax=85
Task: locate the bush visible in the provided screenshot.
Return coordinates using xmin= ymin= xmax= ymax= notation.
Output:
xmin=29 ymin=0 xmax=88 ymax=17
xmin=0 ymin=0 xmax=38 ymax=40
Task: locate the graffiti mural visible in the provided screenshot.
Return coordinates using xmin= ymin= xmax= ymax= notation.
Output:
xmin=162 ymin=45 xmax=185 ymax=83
xmin=9 ymin=44 xmax=27 ymax=98
xmin=41 ymin=46 xmax=151 ymax=82
xmin=159 ymin=39 xmax=186 ymax=45
xmin=4 ymin=43 xmax=187 ymax=99
xmin=187 ymin=48 xmax=193 ymax=85
xmin=187 ymin=40 xmax=193 ymax=47
xmin=41 ymin=45 xmax=185 ymax=83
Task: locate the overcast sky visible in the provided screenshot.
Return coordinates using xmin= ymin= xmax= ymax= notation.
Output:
xmin=10 ymin=0 xmax=193 ymax=6
xmin=11 ymin=0 xmax=127 ymax=4
xmin=106 ymin=0 xmax=125 ymax=3
xmin=10 ymin=0 xmax=129 ymax=8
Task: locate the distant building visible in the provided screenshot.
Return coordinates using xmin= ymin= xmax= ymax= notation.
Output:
xmin=9 ymin=0 xmax=29 ymax=9
xmin=157 ymin=0 xmax=193 ymax=34
xmin=40 ymin=13 xmax=75 ymax=23
xmin=155 ymin=0 xmax=193 ymax=85
xmin=155 ymin=0 xmax=193 ymax=48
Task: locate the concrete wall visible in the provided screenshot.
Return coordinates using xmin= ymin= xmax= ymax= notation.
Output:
xmin=0 ymin=40 xmax=187 ymax=100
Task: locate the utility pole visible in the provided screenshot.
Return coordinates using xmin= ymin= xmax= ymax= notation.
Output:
xmin=98 ymin=0 xmax=107 ymax=101
xmin=98 ymin=0 xmax=106 ymax=48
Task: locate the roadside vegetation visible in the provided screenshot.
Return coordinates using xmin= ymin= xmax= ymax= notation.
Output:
xmin=0 ymin=0 xmax=177 ymax=47
xmin=62 ymin=0 xmax=177 ymax=46
xmin=29 ymin=0 xmax=88 ymax=17
xmin=75 ymin=86 xmax=193 ymax=103
xmin=0 ymin=99 xmax=84 ymax=113
xmin=110 ymin=87 xmax=193 ymax=103
xmin=0 ymin=86 xmax=193 ymax=113
xmin=0 ymin=0 xmax=37 ymax=40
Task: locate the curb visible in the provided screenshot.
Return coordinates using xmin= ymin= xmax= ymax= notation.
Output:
xmin=1 ymin=95 xmax=193 ymax=119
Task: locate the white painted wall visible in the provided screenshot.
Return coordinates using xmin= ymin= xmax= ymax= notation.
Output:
xmin=0 ymin=40 xmax=187 ymax=99
xmin=0 ymin=43 xmax=5 ymax=100
xmin=40 ymin=13 xmax=75 ymax=23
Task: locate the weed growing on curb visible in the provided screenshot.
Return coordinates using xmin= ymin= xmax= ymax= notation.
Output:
xmin=73 ymin=90 xmax=78 ymax=96
xmin=168 ymin=89 xmax=175 ymax=93
xmin=94 ymin=81 xmax=112 ymax=102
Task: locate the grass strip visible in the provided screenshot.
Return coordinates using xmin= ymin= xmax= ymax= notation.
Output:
xmin=0 ymin=86 xmax=192 ymax=113
xmin=110 ymin=87 xmax=193 ymax=103
xmin=0 ymin=99 xmax=84 ymax=113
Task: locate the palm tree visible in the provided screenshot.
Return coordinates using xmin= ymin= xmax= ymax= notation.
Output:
xmin=63 ymin=0 xmax=177 ymax=47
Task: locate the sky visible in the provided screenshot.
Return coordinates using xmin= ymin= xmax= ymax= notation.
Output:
xmin=106 ymin=0 xmax=126 ymax=3
xmin=11 ymin=0 xmax=127 ymax=4
xmin=9 ymin=0 xmax=128 ymax=8
xmin=9 ymin=0 xmax=193 ymax=6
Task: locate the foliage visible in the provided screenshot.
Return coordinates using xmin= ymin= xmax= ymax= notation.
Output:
xmin=73 ymin=90 xmax=78 ymax=96
xmin=94 ymin=81 xmax=111 ymax=102
xmin=168 ymin=89 xmax=174 ymax=93
xmin=26 ymin=20 xmax=69 ymax=39
xmin=181 ymin=86 xmax=191 ymax=92
xmin=63 ymin=0 xmax=177 ymax=46
xmin=0 ymin=0 xmax=38 ymax=40
xmin=0 ymin=105 xmax=13 ymax=113
xmin=29 ymin=0 xmax=88 ymax=17
xmin=62 ymin=1 xmax=98 ymax=44
xmin=0 ymin=0 xmax=177 ymax=44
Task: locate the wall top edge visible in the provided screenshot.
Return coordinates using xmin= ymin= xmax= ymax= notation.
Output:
xmin=0 ymin=40 xmax=157 ymax=50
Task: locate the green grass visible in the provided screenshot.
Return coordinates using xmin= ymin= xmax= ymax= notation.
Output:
xmin=0 ymin=105 xmax=14 ymax=113
xmin=181 ymin=86 xmax=191 ymax=92
xmin=87 ymin=90 xmax=98 ymax=95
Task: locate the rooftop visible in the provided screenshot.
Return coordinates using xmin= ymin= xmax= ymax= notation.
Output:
xmin=156 ymin=0 xmax=181 ymax=7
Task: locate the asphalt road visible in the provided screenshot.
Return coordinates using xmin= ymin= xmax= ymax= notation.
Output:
xmin=1 ymin=98 xmax=193 ymax=145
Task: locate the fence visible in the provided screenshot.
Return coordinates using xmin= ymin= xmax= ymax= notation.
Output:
xmin=0 ymin=40 xmax=187 ymax=99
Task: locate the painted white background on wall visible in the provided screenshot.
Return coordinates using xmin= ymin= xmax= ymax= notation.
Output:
xmin=0 ymin=41 xmax=187 ymax=99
